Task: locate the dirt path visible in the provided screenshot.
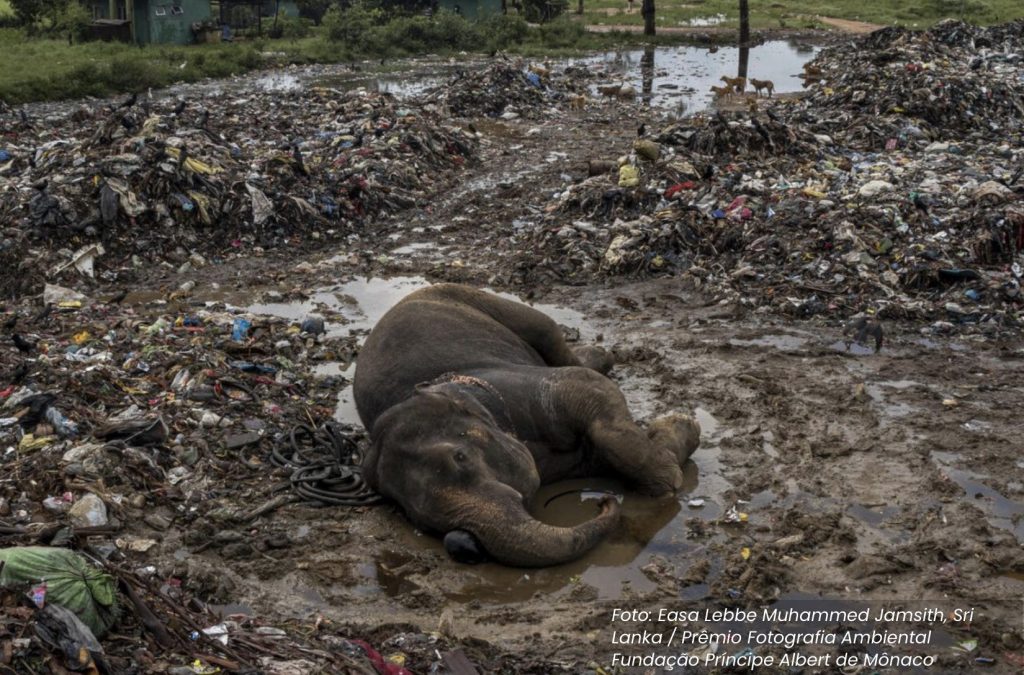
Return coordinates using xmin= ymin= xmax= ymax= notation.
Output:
xmin=815 ymin=15 xmax=886 ymax=34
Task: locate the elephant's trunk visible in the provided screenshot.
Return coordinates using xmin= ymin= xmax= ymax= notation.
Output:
xmin=450 ymin=483 xmax=620 ymax=567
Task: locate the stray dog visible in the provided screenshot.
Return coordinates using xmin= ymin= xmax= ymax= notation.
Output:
xmin=710 ymin=84 xmax=733 ymax=100
xmin=568 ymin=94 xmax=587 ymax=110
xmin=750 ymin=78 xmax=774 ymax=97
xmin=720 ymin=75 xmax=746 ymax=93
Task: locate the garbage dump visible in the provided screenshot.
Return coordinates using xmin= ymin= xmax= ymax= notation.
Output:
xmin=420 ymin=60 xmax=590 ymax=119
xmin=0 ymin=56 xmax=611 ymax=673
xmin=0 ymin=86 xmax=478 ymax=298
xmin=519 ymin=20 xmax=1024 ymax=334
xmin=1 ymin=26 xmax=1022 ymax=672
xmin=0 ymin=284 xmax=507 ymax=671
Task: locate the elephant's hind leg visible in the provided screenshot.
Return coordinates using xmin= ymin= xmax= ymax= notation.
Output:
xmin=552 ymin=369 xmax=700 ymax=496
xmin=435 ymin=284 xmax=590 ymax=369
xmin=646 ymin=413 xmax=701 ymax=465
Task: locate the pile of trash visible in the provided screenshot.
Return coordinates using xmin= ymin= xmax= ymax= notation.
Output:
xmin=0 ymin=547 xmax=516 ymax=673
xmin=518 ymin=20 xmax=1024 ymax=332
xmin=807 ymin=20 xmax=1024 ymax=144
xmin=0 ymin=275 xmax=483 ymax=671
xmin=422 ymin=60 xmax=584 ymax=119
xmin=0 ymin=87 xmax=477 ymax=297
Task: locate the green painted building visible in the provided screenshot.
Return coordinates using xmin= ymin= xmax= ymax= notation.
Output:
xmin=133 ymin=0 xmax=212 ymax=44
xmin=436 ymin=0 xmax=503 ymax=20
xmin=87 ymin=0 xmax=212 ymax=44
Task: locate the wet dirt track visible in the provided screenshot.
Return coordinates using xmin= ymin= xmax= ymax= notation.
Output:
xmin=3 ymin=34 xmax=1024 ymax=672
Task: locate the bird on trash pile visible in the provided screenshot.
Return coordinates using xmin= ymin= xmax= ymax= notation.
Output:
xmin=33 ymin=304 xmax=52 ymax=324
xmin=106 ymin=289 xmax=128 ymax=305
xmin=9 ymin=362 xmax=29 ymax=384
xmin=637 ymin=122 xmax=646 ymax=137
xmin=173 ymin=98 xmax=187 ymax=116
xmin=2 ymin=313 xmax=16 ymax=332
xmin=177 ymin=143 xmax=190 ymax=178
xmin=845 ymin=317 xmax=884 ymax=353
xmin=292 ymin=143 xmax=309 ymax=177
xmin=119 ymin=92 xmax=138 ymax=109
xmin=12 ymin=333 xmax=34 ymax=354
xmin=912 ymin=192 xmax=930 ymax=215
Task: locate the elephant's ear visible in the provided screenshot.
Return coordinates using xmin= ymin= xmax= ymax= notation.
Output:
xmin=360 ymin=422 xmax=386 ymax=492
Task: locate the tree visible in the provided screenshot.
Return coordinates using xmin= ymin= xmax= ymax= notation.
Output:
xmin=738 ymin=0 xmax=749 ymax=79
xmin=739 ymin=0 xmax=749 ymax=46
xmin=10 ymin=0 xmax=45 ymax=26
xmin=11 ymin=0 xmax=70 ymax=31
xmin=641 ymin=0 xmax=653 ymax=35
xmin=296 ymin=0 xmax=332 ymax=25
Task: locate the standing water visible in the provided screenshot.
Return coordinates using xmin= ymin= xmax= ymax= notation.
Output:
xmin=575 ymin=40 xmax=820 ymax=113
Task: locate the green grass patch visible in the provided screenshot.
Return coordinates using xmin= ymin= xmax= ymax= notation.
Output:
xmin=0 ymin=28 xmax=332 ymax=104
xmin=577 ymin=0 xmax=1024 ymax=31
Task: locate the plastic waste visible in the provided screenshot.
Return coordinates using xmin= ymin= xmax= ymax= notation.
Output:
xmin=0 ymin=547 xmax=120 ymax=637
xmin=231 ymin=318 xmax=252 ymax=342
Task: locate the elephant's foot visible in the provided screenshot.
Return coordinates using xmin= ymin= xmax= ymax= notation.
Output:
xmin=572 ymin=345 xmax=615 ymax=375
xmin=647 ymin=413 xmax=701 ymax=465
xmin=443 ymin=529 xmax=489 ymax=564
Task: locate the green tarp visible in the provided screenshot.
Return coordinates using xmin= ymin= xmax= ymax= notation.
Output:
xmin=0 ymin=547 xmax=120 ymax=637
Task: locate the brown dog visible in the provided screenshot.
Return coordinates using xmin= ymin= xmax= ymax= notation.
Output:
xmin=710 ymin=84 xmax=733 ymax=100
xmin=720 ymin=75 xmax=746 ymax=93
xmin=568 ymin=94 xmax=587 ymax=110
xmin=750 ymin=78 xmax=774 ymax=97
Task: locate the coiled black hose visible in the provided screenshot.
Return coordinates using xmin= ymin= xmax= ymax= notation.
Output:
xmin=271 ymin=422 xmax=381 ymax=506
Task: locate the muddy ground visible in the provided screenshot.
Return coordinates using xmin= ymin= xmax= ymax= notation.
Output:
xmin=4 ymin=38 xmax=1024 ymax=672
xmin=72 ymin=65 xmax=1024 ymax=673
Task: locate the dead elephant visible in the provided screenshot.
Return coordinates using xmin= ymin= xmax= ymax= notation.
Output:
xmin=354 ymin=284 xmax=700 ymax=567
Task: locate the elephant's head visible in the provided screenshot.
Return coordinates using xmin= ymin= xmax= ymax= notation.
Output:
xmin=362 ymin=382 xmax=620 ymax=567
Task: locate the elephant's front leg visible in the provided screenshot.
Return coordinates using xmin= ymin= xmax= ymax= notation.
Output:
xmin=550 ymin=368 xmax=701 ymax=496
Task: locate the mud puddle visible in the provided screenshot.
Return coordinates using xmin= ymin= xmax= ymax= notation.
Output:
xmin=395 ymin=403 xmax=737 ymax=604
xmin=355 ymin=456 xmax=727 ymax=605
xmin=249 ymin=275 xmax=745 ymax=603
xmin=239 ymin=276 xmax=595 ymax=425
xmin=728 ymin=333 xmax=810 ymax=351
xmin=932 ymin=451 xmax=1024 ymax=540
xmin=574 ymin=40 xmax=820 ymax=112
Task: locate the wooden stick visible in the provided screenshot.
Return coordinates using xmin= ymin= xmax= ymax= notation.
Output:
xmin=119 ymin=579 xmax=175 ymax=649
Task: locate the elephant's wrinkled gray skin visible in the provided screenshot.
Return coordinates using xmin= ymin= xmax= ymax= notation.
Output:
xmin=355 ymin=284 xmax=700 ymax=568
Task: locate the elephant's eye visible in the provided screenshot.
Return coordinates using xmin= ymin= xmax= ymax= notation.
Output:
xmin=453 ymin=450 xmax=467 ymax=463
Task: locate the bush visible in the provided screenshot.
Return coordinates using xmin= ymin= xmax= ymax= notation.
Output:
xmin=523 ymin=0 xmax=567 ymax=23
xmin=327 ymin=8 xmax=500 ymax=55
xmin=324 ymin=4 xmax=382 ymax=45
xmin=371 ymin=11 xmax=483 ymax=53
xmin=237 ymin=47 xmax=263 ymax=69
xmin=55 ymin=0 xmax=88 ymax=40
xmin=268 ymin=12 xmax=312 ymax=39
xmin=105 ymin=57 xmax=163 ymax=90
xmin=480 ymin=13 xmax=528 ymax=50
xmin=536 ymin=16 xmax=583 ymax=47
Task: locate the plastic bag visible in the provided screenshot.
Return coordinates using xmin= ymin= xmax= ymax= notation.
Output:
xmin=0 ymin=546 xmax=120 ymax=637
